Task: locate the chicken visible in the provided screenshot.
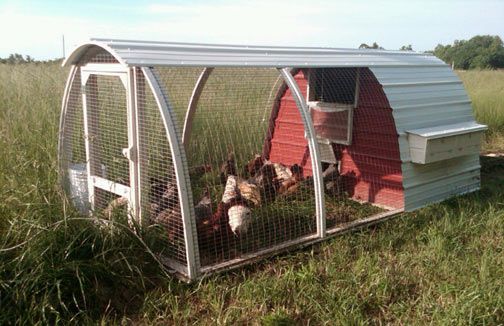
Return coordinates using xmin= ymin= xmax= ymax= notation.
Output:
xmin=250 ymin=163 xmax=278 ymax=202
xmin=149 ymin=178 xmax=182 ymax=242
xmin=149 ymin=177 xmax=179 ymax=216
xmin=149 ymin=177 xmax=168 ymax=204
xmin=252 ymin=161 xmax=295 ymax=198
xmin=222 ymin=174 xmax=239 ymax=203
xmin=220 ymin=152 xmax=237 ymax=185
xmin=222 ymin=174 xmax=261 ymax=207
xmin=220 ymin=175 xmax=259 ymax=235
xmin=189 ymin=164 xmax=212 ymax=179
xmin=244 ymin=154 xmax=264 ymax=177
xmin=194 ymin=187 xmax=212 ymax=221
xmin=227 ymin=204 xmax=252 ymax=235
xmin=321 ymin=163 xmax=341 ymax=195
xmin=290 ymin=164 xmax=303 ymax=181
xmin=154 ymin=204 xmax=182 ymax=241
xmin=277 ymin=164 xmax=304 ymax=197
xmin=196 ymin=198 xmax=238 ymax=249
xmin=271 ymin=162 xmax=293 ymax=183
xmin=103 ymin=196 xmax=128 ymax=219
xmin=237 ymin=179 xmax=261 ymax=207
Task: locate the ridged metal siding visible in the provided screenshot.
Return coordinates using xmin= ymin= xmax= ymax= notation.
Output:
xmin=370 ymin=66 xmax=481 ymax=211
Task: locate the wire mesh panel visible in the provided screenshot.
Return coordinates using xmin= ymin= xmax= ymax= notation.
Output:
xmin=135 ymin=69 xmax=187 ymax=266
xmin=60 ymin=69 xmax=89 ymax=213
xmin=156 ymin=67 xmax=318 ymax=268
xmin=80 ymin=46 xmax=119 ymax=64
xmin=83 ymin=74 xmax=130 ymax=210
xmin=266 ymin=68 xmax=403 ymax=233
xmin=154 ymin=67 xmax=203 ymax=130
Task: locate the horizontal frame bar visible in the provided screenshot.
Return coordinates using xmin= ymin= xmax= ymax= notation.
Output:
xmin=91 ymin=175 xmax=130 ymax=198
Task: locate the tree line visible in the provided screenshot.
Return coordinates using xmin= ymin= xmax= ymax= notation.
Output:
xmin=0 ymin=53 xmax=62 ymax=64
xmin=433 ymin=35 xmax=504 ymax=70
xmin=361 ymin=35 xmax=504 ymax=70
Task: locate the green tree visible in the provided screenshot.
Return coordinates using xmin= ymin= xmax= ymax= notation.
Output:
xmin=434 ymin=35 xmax=504 ymax=69
xmin=359 ymin=42 xmax=384 ymax=50
xmin=0 ymin=54 xmax=40 ymax=64
xmin=399 ymin=44 xmax=413 ymax=51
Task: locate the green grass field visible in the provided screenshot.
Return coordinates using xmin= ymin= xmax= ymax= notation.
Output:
xmin=0 ymin=64 xmax=503 ymax=324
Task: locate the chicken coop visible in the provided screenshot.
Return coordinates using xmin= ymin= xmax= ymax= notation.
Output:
xmin=59 ymin=39 xmax=487 ymax=281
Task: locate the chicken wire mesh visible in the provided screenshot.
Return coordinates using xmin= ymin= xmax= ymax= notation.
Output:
xmin=301 ymin=68 xmax=403 ymax=231
xmin=135 ymin=69 xmax=187 ymax=266
xmin=81 ymin=46 xmax=119 ymax=64
xmin=60 ymin=69 xmax=88 ymax=213
xmin=60 ymin=66 xmax=189 ymax=270
xmin=155 ymin=67 xmax=318 ymax=268
xmin=83 ymin=74 xmax=130 ymax=210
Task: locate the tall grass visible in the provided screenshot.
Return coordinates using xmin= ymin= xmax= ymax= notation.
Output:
xmin=458 ymin=69 xmax=504 ymax=152
xmin=0 ymin=64 xmax=170 ymax=323
xmin=0 ymin=64 xmax=503 ymax=323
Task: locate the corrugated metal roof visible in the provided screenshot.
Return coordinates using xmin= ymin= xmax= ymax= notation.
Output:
xmin=63 ymin=39 xmax=447 ymax=68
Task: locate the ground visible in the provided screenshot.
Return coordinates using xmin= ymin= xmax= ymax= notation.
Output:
xmin=0 ymin=64 xmax=503 ymax=324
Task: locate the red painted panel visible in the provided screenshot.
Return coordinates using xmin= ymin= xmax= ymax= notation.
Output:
xmin=265 ymin=68 xmax=404 ymax=209
xmin=266 ymin=70 xmax=313 ymax=175
xmin=335 ymin=69 xmax=404 ymax=209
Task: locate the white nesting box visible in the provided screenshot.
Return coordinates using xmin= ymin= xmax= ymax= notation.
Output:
xmin=406 ymin=122 xmax=487 ymax=164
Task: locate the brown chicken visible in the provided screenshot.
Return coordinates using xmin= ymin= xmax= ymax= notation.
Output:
xmin=219 ymin=152 xmax=237 ymax=185
xmin=249 ymin=163 xmax=278 ymax=202
xmin=277 ymin=164 xmax=304 ymax=197
xmin=196 ymin=197 xmax=245 ymax=250
xmin=149 ymin=177 xmax=179 ymax=216
xmin=194 ymin=187 xmax=213 ymax=222
xmin=244 ymin=154 xmax=264 ymax=177
xmin=154 ymin=204 xmax=182 ymax=242
xmin=189 ymin=164 xmax=212 ymax=179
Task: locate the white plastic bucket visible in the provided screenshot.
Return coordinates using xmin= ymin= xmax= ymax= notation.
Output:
xmin=68 ymin=163 xmax=89 ymax=214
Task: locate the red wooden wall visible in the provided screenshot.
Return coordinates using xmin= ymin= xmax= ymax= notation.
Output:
xmin=266 ymin=71 xmax=313 ymax=175
xmin=264 ymin=69 xmax=404 ymax=210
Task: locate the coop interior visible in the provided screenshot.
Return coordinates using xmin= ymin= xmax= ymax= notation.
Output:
xmin=61 ymin=53 xmax=405 ymax=274
xmin=150 ymin=66 xmax=404 ymax=268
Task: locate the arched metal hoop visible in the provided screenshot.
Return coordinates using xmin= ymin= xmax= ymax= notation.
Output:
xmin=58 ymin=65 xmax=78 ymax=188
xmin=142 ymin=67 xmax=200 ymax=280
xmin=182 ymin=67 xmax=214 ymax=149
xmin=278 ymin=68 xmax=326 ymax=237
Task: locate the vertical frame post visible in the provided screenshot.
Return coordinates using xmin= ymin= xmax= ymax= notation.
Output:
xmin=126 ymin=68 xmax=141 ymax=223
xmin=133 ymin=67 xmax=147 ymax=225
xmin=278 ymin=68 xmax=326 ymax=238
xmin=142 ymin=67 xmax=200 ymax=280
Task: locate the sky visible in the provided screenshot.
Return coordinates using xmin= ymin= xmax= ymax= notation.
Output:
xmin=0 ymin=0 xmax=503 ymax=60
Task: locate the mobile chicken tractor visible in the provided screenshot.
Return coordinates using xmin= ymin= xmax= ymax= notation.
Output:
xmin=59 ymin=39 xmax=487 ymax=280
